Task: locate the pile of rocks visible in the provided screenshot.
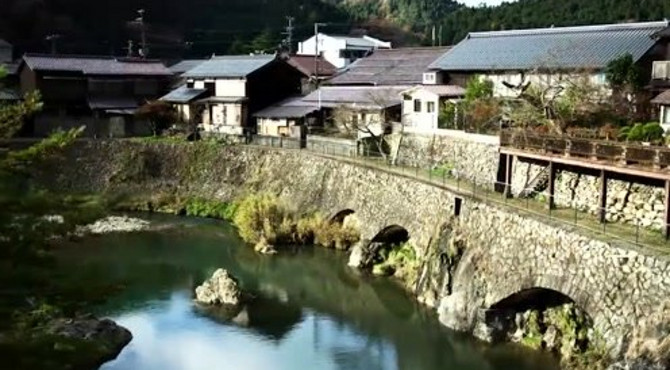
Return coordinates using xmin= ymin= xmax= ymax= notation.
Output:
xmin=195 ymin=269 xmax=243 ymax=306
xmin=80 ymin=216 xmax=150 ymax=235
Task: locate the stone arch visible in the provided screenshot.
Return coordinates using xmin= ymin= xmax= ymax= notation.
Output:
xmin=371 ymin=225 xmax=410 ymax=244
xmin=484 ymin=274 xmax=596 ymax=319
xmin=330 ymin=209 xmax=355 ymax=224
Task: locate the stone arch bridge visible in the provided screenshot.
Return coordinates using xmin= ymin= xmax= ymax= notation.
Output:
xmin=45 ymin=141 xmax=670 ymax=354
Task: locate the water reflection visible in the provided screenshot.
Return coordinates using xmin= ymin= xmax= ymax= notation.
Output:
xmin=102 ymin=291 xmax=397 ymax=370
xmin=53 ymin=217 xmax=560 ymax=370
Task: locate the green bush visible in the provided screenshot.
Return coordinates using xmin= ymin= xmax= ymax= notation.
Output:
xmin=232 ymin=193 xmax=359 ymax=249
xmin=619 ymin=122 xmax=665 ymax=143
xmin=184 ymin=198 xmax=236 ymax=220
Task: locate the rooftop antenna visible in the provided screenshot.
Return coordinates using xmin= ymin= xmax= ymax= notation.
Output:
xmin=125 ymin=39 xmax=134 ymax=57
xmin=45 ymin=34 xmax=61 ymax=54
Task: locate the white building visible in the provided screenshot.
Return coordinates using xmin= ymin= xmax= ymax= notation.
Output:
xmin=160 ymin=55 xmax=303 ymax=134
xmin=429 ymin=21 xmax=670 ymax=98
xmin=297 ymin=33 xmax=391 ymax=69
xmin=400 ymin=85 xmax=465 ymax=132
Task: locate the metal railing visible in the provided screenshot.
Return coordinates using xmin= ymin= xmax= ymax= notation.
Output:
xmin=243 ymin=134 xmax=670 ymax=254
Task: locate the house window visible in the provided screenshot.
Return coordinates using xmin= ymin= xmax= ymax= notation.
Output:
xmin=204 ymin=82 xmax=215 ymax=93
xmin=186 ymin=81 xmax=194 ymax=89
xmin=427 ymin=101 xmax=436 ymax=113
xmin=414 ymin=99 xmax=422 ymax=112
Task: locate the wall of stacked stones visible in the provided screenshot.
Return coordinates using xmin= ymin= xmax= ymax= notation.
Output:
xmin=511 ymin=159 xmax=667 ymax=231
xmin=395 ymin=130 xmax=500 ymax=189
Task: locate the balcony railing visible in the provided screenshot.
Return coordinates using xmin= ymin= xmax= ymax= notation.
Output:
xmin=500 ymin=129 xmax=670 ymax=169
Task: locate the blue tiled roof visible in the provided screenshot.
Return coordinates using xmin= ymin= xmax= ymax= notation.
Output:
xmin=430 ymin=21 xmax=669 ymax=71
xmin=183 ymin=55 xmax=276 ymax=78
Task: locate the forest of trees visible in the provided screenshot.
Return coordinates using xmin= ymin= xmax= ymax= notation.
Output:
xmin=1 ymin=0 xmax=670 ymax=59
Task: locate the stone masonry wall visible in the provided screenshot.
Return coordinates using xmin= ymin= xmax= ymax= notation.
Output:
xmin=395 ymin=130 xmax=500 ymax=189
xmin=35 ymin=140 xmax=670 ymax=357
xmin=511 ymin=159 xmax=667 ymax=231
xmin=440 ymin=202 xmax=670 ymax=355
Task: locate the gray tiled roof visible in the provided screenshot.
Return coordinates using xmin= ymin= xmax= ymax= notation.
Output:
xmin=22 ymin=54 xmax=171 ymax=76
xmin=407 ymin=85 xmax=466 ymax=97
xmin=302 ymin=86 xmax=410 ymax=109
xmin=430 ymin=21 xmax=669 ymax=71
xmin=330 ymin=47 xmax=450 ymax=86
xmin=652 ymin=90 xmax=670 ymax=105
xmin=253 ymin=97 xmax=319 ymax=118
xmin=183 ymin=55 xmax=276 ymax=78
xmin=160 ymin=86 xmax=209 ymax=103
xmin=169 ymin=59 xmax=207 ymax=75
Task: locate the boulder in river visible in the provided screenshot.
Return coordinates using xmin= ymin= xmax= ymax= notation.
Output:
xmin=45 ymin=315 xmax=132 ymax=366
xmin=195 ymin=269 xmax=243 ymax=306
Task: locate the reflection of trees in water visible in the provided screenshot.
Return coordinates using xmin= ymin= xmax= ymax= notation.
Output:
xmin=195 ymin=295 xmax=303 ymax=342
xmin=57 ymin=223 xmax=560 ymax=370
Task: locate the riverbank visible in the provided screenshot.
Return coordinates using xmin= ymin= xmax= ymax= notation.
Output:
xmin=28 ymin=140 xmax=670 ymax=369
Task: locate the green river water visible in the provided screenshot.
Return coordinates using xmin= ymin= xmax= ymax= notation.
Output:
xmin=52 ymin=215 xmax=560 ymax=370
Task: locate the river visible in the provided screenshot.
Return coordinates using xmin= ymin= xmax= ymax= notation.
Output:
xmin=53 ymin=215 xmax=560 ymax=370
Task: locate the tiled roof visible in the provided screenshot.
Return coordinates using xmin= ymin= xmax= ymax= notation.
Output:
xmin=329 ymin=47 xmax=450 ymax=86
xmin=652 ymin=90 xmax=670 ymax=105
xmin=253 ymin=97 xmax=319 ymax=118
xmin=169 ymin=60 xmax=207 ymax=75
xmin=407 ymin=85 xmax=466 ymax=97
xmin=0 ymin=88 xmax=19 ymax=101
xmin=88 ymin=96 xmax=139 ymax=110
xmin=287 ymin=55 xmax=337 ymax=77
xmin=160 ymin=85 xmax=209 ymax=103
xmin=183 ymin=55 xmax=276 ymax=78
xmin=302 ymin=86 xmax=410 ymax=109
xmin=22 ymin=54 xmax=171 ymax=76
xmin=430 ymin=21 xmax=669 ymax=71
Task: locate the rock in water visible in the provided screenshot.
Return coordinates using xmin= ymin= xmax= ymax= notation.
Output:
xmin=195 ymin=269 xmax=242 ymax=305
xmin=45 ymin=316 xmax=132 ymax=366
xmin=81 ymin=216 xmax=150 ymax=234
xmin=254 ymin=236 xmax=277 ymax=255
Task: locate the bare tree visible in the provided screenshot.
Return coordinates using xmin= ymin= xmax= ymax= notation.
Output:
xmin=504 ymin=68 xmax=609 ymax=135
xmin=329 ymin=88 xmax=404 ymax=162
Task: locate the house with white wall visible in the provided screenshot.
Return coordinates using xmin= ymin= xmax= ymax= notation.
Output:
xmin=429 ymin=21 xmax=670 ymax=98
xmin=160 ymin=54 xmax=302 ymax=134
xmin=400 ymin=85 xmax=465 ymax=132
xmin=0 ymin=39 xmax=12 ymax=64
xmin=297 ymin=33 xmax=391 ymax=69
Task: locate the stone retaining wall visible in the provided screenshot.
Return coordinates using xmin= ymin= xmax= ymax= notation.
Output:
xmin=396 ymin=131 xmax=500 ymax=189
xmin=511 ymin=159 xmax=666 ymax=231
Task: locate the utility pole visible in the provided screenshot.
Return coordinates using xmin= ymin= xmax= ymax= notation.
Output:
xmin=282 ymin=16 xmax=295 ymax=54
xmin=46 ymin=34 xmax=61 ymax=54
xmin=314 ymin=22 xmax=327 ymax=108
xmin=135 ymin=9 xmax=148 ymax=58
xmin=439 ymin=25 xmax=443 ymax=47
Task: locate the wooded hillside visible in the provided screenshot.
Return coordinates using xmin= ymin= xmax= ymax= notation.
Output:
xmin=1 ymin=0 xmax=669 ymax=58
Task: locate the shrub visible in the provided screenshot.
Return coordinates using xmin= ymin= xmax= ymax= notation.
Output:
xmin=619 ymin=122 xmax=665 ymax=143
xmin=184 ymin=198 xmax=236 ymax=220
xmin=231 ymin=193 xmax=360 ymax=250
xmin=233 ymin=193 xmax=290 ymax=244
